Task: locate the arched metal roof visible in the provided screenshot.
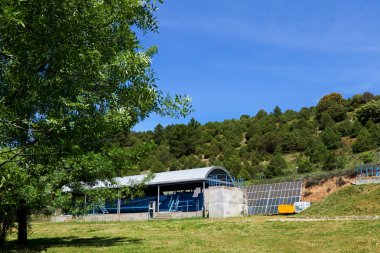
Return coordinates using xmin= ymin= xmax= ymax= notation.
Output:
xmin=63 ymin=166 xmax=234 ymax=191
xmin=115 ymin=166 xmax=233 ymax=187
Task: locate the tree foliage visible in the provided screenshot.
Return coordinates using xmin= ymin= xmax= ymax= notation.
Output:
xmin=316 ymin=92 xmax=346 ymax=122
xmin=265 ymin=153 xmax=287 ymax=178
xmin=297 ymin=157 xmax=315 ymax=174
xmin=352 ymin=128 xmax=376 ymax=153
xmin=320 ymin=127 xmax=341 ymax=150
xmin=0 ymin=0 xmax=192 ymax=247
xmin=356 ymin=100 xmax=380 ymax=125
xmin=129 ymin=92 xmax=379 ymax=185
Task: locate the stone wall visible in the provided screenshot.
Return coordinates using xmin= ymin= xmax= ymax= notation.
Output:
xmin=204 ymin=186 xmax=247 ymax=218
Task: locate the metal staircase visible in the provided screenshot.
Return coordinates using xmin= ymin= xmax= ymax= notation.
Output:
xmin=169 ymin=196 xmax=180 ymax=212
xmin=99 ymin=205 xmax=109 ymax=214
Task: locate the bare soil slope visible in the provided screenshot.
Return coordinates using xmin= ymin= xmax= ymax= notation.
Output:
xmin=302 ymin=176 xmax=355 ymax=202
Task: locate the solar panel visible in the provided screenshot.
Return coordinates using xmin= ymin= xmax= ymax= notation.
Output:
xmin=245 ymin=181 xmax=302 ymax=215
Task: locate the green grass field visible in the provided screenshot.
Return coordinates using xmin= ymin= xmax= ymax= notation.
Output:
xmin=300 ymin=184 xmax=380 ymax=217
xmin=5 ymin=216 xmax=380 ymax=252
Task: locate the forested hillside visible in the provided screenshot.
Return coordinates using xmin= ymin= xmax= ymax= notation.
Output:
xmin=126 ymin=92 xmax=380 ymax=181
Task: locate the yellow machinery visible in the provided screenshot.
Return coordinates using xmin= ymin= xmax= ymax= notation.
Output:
xmin=278 ymin=204 xmax=295 ymax=214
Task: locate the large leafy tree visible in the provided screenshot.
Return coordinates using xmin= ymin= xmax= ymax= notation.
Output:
xmin=264 ymin=153 xmax=287 ymax=178
xmin=0 ymin=0 xmax=191 ymax=248
xmin=316 ymin=92 xmax=347 ymax=122
xmin=356 ymin=100 xmax=380 ymax=125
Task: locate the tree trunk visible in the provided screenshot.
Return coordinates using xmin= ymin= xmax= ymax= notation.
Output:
xmin=0 ymin=221 xmax=10 ymax=249
xmin=17 ymin=207 xmax=28 ymax=248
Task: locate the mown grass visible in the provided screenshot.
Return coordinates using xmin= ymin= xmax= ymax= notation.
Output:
xmin=5 ymin=216 xmax=380 ymax=252
xmin=300 ymin=184 xmax=380 ymax=217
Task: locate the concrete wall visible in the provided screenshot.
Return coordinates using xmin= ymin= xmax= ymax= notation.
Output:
xmin=51 ymin=213 xmax=150 ymax=222
xmin=355 ymin=177 xmax=380 ymax=185
xmin=154 ymin=211 xmax=203 ymax=219
xmin=204 ymin=186 xmax=247 ymax=218
xmin=51 ymin=211 xmax=203 ymax=222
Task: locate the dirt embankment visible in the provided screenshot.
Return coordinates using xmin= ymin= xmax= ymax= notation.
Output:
xmin=302 ymin=176 xmax=355 ymax=203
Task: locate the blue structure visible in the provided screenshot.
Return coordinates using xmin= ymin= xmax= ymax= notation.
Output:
xmin=355 ymin=164 xmax=380 ymax=178
xmin=88 ymin=166 xmax=236 ymax=215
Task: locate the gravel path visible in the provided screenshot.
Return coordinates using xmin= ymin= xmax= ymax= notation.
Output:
xmin=270 ymin=216 xmax=380 ymax=221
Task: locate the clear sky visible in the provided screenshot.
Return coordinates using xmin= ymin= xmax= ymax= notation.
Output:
xmin=134 ymin=0 xmax=380 ymax=131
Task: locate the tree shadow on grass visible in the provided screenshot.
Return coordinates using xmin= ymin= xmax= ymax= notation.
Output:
xmin=5 ymin=236 xmax=143 ymax=252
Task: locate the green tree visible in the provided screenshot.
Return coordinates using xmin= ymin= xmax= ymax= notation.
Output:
xmin=305 ymin=139 xmax=328 ymax=164
xmin=281 ymin=130 xmax=307 ymax=153
xmin=297 ymin=158 xmax=315 ymax=174
xmin=0 ymin=0 xmax=191 ymax=247
xmin=316 ymin=92 xmax=345 ymax=114
xmin=247 ymin=134 xmax=262 ymax=152
xmin=368 ymin=122 xmax=380 ymax=146
xmin=352 ymin=128 xmax=376 ymax=153
xmin=320 ymin=127 xmax=341 ymax=150
xmin=154 ymin=124 xmax=165 ymax=146
xmin=265 ymin=154 xmax=287 ymax=178
xmin=322 ymin=151 xmax=338 ymax=171
xmin=325 ymin=103 xmax=347 ymax=122
xmin=319 ymin=112 xmax=334 ymax=130
xmin=223 ymin=155 xmax=242 ymax=176
xmin=179 ymin=155 xmax=205 ymax=170
xmin=260 ymin=132 xmax=281 ymax=154
xmin=362 ymin=92 xmax=375 ymax=103
xmin=255 ymin=109 xmax=268 ymax=120
xmin=334 ymin=120 xmax=353 ymax=137
xmin=351 ymin=94 xmax=364 ymax=108
xmin=316 ymin=93 xmax=347 ymax=122
xmin=356 ymin=100 xmax=380 ymax=125
xmin=299 ymin=107 xmax=312 ymax=120
xmin=272 ymin=105 xmax=282 ymax=117
xmin=237 ymin=167 xmax=252 ymax=181
xmin=361 ymin=153 xmax=375 ymax=164
xmin=350 ymin=121 xmax=363 ymax=138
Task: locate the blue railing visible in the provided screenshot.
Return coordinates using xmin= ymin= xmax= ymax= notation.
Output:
xmin=356 ymin=165 xmax=380 ymax=178
xmin=91 ymin=192 xmax=203 ymax=214
xmin=160 ymin=192 xmax=203 ymax=212
xmin=207 ymin=174 xmax=244 ymax=188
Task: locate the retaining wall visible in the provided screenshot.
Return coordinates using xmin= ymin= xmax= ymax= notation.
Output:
xmin=204 ymin=186 xmax=247 ymax=218
xmin=51 ymin=211 xmax=202 ymax=222
xmin=355 ymin=177 xmax=380 ymax=185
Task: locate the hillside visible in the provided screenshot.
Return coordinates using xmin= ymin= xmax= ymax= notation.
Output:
xmin=302 ymin=176 xmax=355 ymax=203
xmin=299 ymin=184 xmax=380 ymax=217
xmin=125 ymin=92 xmax=380 ymax=181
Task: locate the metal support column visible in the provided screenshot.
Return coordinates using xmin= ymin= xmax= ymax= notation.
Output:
xmin=202 ymin=181 xmax=206 ymax=217
xmin=117 ymin=189 xmax=121 ymax=215
xmin=264 ymin=185 xmax=272 ymax=214
xmin=157 ymin=185 xmax=160 ymax=213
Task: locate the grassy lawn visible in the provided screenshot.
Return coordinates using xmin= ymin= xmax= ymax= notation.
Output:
xmin=5 ymin=216 xmax=380 ymax=252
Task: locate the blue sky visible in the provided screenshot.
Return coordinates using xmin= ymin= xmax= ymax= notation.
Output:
xmin=134 ymin=0 xmax=380 ymax=131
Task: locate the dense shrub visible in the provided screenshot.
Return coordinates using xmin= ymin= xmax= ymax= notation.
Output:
xmin=356 ymin=100 xmax=380 ymax=125
xmin=320 ymin=127 xmax=341 ymax=150
xmin=265 ymin=154 xmax=287 ymax=178
xmin=297 ymin=158 xmax=315 ymax=174
xmin=352 ymin=128 xmax=376 ymax=153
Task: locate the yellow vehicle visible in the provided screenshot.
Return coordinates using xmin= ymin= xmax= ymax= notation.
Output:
xmin=278 ymin=204 xmax=295 ymax=214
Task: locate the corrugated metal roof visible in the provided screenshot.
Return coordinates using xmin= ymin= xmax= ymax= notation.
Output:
xmin=63 ymin=166 xmax=232 ymax=191
xmin=114 ymin=166 xmax=231 ymax=187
